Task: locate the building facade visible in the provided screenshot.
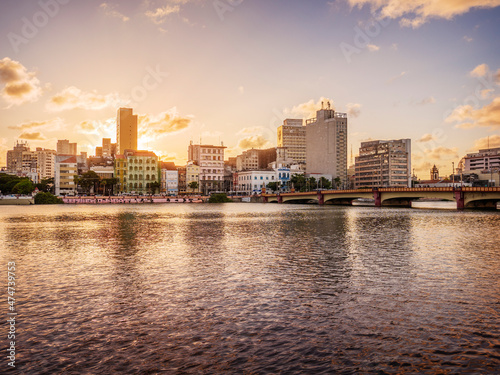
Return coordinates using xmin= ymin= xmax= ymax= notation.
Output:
xmin=161 ymin=168 xmax=179 ymax=195
xmin=277 ymin=119 xmax=306 ymax=165
xmin=188 ymin=142 xmax=226 ymax=194
xmin=235 ymin=148 xmax=277 ymax=171
xmin=354 ymin=139 xmax=411 ymax=188
xmin=236 ymin=170 xmax=278 ymax=195
xmin=186 ymin=162 xmax=200 ymax=192
xmin=124 ymin=150 xmax=158 ymax=194
xmin=114 ymin=155 xmax=127 ymax=194
xmin=36 ymin=148 xmax=56 ymax=180
xmin=56 ymin=139 xmax=77 ymax=155
xmin=117 ymin=108 xmax=138 ymax=154
xmin=305 ymin=106 xmax=348 ymax=186
xmin=463 ymin=147 xmax=500 ymax=172
xmin=55 ymin=155 xmax=78 ymax=195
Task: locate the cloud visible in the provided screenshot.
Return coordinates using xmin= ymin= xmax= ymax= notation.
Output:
xmin=367 ymin=44 xmax=380 ymax=52
xmin=100 ymin=3 xmax=129 ymax=21
xmin=424 ymin=146 xmax=459 ymax=160
xmin=283 ymin=97 xmax=335 ymax=119
xmin=8 ymin=118 xmax=64 ymax=132
xmin=145 ymin=5 xmax=180 ymax=24
xmin=19 ymin=132 xmax=46 ymax=141
xmin=463 ymin=35 xmax=473 ymax=42
xmin=470 ymin=63 xmax=489 ymax=77
xmin=472 ymin=135 xmax=500 ymax=150
xmin=417 ymin=133 xmax=436 ymax=143
xmin=0 ymin=58 xmax=42 ymax=106
xmin=415 ymin=96 xmax=436 ymax=105
xmin=480 ymin=89 xmax=494 ymax=99
xmin=237 ymin=126 xmax=266 ymax=135
xmin=139 ymin=109 xmax=192 ymax=139
xmin=346 ymin=103 xmax=362 ymax=118
xmin=347 ymin=0 xmax=500 ymax=28
xmin=388 ymin=71 xmax=406 ymax=83
xmin=46 ymin=86 xmax=124 ymax=111
xmin=446 ymin=96 xmax=500 ymax=129
xmin=495 ymin=69 xmax=500 ymax=85
xmin=237 ymin=135 xmax=273 ymax=150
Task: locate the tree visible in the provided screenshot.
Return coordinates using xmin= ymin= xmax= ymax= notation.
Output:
xmin=35 ymin=177 xmax=54 ymax=193
xmin=100 ymin=178 xmax=118 ymax=196
xmin=188 ymin=181 xmax=199 ymax=192
xmin=34 ymin=192 xmax=63 ymax=204
xmin=290 ymin=174 xmax=306 ymax=192
xmin=12 ymin=179 xmax=34 ymax=195
xmin=334 ymin=177 xmax=342 ymax=190
xmin=308 ymin=177 xmax=317 ymax=190
xmin=76 ymin=171 xmax=100 ymax=194
xmin=149 ymin=181 xmax=161 ymax=195
xmin=208 ymin=193 xmax=232 ymax=203
xmin=266 ymin=181 xmax=279 ymax=192
xmin=319 ymin=177 xmax=332 ymax=190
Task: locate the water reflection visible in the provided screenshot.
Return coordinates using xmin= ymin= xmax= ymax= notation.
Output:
xmin=0 ymin=204 xmax=498 ymax=373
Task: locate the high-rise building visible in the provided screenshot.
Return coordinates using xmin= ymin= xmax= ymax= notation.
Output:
xmin=7 ymin=141 xmax=30 ymax=173
xmin=354 ymin=139 xmax=411 ymax=188
xmin=188 ymin=142 xmax=226 ymax=194
xmin=235 ymin=148 xmax=277 ymax=171
xmin=36 ymin=148 xmax=56 ymax=180
xmin=305 ymin=105 xmax=348 ymax=186
xmin=57 ymin=140 xmax=77 ymax=155
xmin=117 ymin=108 xmax=138 ymax=154
xmin=277 ymin=119 xmax=306 ymax=165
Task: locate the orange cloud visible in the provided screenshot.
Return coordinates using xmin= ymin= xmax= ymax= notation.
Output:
xmin=139 ymin=109 xmax=192 ymax=139
xmin=417 ymin=133 xmax=436 ymax=143
xmin=237 ymin=135 xmax=273 ymax=150
xmin=19 ymin=131 xmax=46 ymax=141
xmin=284 ymin=97 xmax=335 ymax=119
xmin=8 ymin=118 xmax=63 ymax=131
xmin=424 ymin=146 xmax=459 ymax=160
xmin=0 ymin=58 xmax=42 ymax=105
xmin=446 ymin=96 xmax=500 ymax=129
xmin=472 ymin=135 xmax=500 ymax=150
xmin=470 ymin=63 xmax=489 ymax=77
xmin=347 ymin=0 xmax=500 ymax=28
xmin=46 ymin=86 xmax=124 ymax=111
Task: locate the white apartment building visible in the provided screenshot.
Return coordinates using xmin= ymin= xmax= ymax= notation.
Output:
xmin=463 ymin=147 xmax=500 ymax=172
xmin=188 ymin=142 xmax=226 ymax=193
xmin=236 ymin=170 xmax=278 ymax=195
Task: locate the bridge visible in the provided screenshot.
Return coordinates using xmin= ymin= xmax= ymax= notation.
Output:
xmin=262 ymin=187 xmax=500 ymax=209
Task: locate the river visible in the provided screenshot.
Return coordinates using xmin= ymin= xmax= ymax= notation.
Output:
xmin=1 ymin=204 xmax=499 ymax=374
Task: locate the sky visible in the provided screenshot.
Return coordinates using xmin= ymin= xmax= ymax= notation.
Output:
xmin=1 ymin=0 xmax=500 ymax=177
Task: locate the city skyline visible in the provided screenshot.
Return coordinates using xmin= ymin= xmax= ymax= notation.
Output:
xmin=1 ymin=0 xmax=500 ymax=177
